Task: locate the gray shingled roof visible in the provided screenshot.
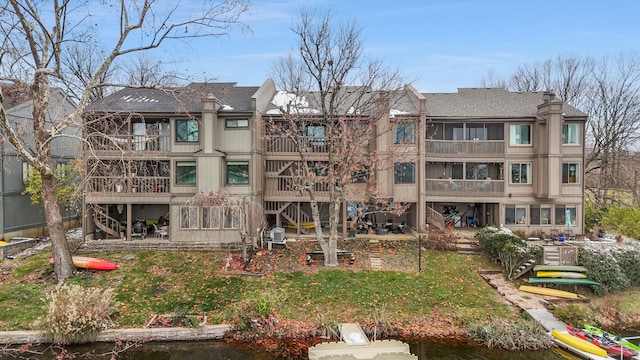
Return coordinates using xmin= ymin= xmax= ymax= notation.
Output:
xmin=86 ymin=82 xmax=259 ymax=113
xmin=423 ymin=88 xmax=587 ymax=118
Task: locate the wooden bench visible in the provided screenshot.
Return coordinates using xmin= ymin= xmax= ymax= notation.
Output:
xmin=306 ymin=250 xmax=355 ymax=265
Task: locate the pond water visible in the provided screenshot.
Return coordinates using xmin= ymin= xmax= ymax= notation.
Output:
xmin=5 ymin=340 xmax=571 ymax=360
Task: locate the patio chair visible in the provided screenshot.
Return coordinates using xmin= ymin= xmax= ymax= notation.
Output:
xmin=152 ymin=223 xmax=168 ymax=240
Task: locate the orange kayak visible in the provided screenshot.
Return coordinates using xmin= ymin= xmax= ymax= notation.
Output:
xmin=49 ymin=256 xmax=118 ymax=271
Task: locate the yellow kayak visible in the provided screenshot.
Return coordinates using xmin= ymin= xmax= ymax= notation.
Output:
xmin=536 ymin=271 xmax=587 ymax=279
xmin=0 ymin=241 xmax=7 ymax=246
xmin=519 ymin=285 xmax=578 ymax=299
xmin=551 ymin=330 xmax=607 ymax=357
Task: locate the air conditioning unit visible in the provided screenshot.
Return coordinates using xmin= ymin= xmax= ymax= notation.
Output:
xmin=270 ymin=227 xmax=286 ymax=244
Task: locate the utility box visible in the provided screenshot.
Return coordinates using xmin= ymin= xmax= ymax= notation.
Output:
xmin=270 ymin=227 xmax=286 ymax=244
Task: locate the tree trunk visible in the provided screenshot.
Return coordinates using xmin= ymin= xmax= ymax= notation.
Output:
xmin=41 ymin=173 xmax=75 ymax=282
xmin=325 ymin=199 xmax=340 ymax=266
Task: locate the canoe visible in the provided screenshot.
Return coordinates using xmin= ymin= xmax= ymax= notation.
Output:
xmin=0 ymin=241 xmax=7 ymax=246
xmin=528 ymin=278 xmax=600 ymax=286
xmin=287 ymin=222 xmax=314 ymax=229
xmin=584 ymin=324 xmax=640 ymax=352
xmin=551 ymin=329 xmax=608 ymax=357
xmin=518 ymin=285 xmax=578 ymax=299
xmin=569 ymin=325 xmax=639 ymax=359
xmin=49 ymin=256 xmax=118 ymax=271
xmin=536 ymin=271 xmax=588 ymax=279
xmin=533 ymin=265 xmax=588 ymax=273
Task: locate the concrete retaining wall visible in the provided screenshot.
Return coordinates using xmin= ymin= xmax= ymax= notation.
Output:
xmin=0 ymin=238 xmax=40 ymax=259
xmin=0 ymin=324 xmax=232 ymax=345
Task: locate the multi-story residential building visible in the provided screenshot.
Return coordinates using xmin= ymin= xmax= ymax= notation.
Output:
xmin=1 ymin=86 xmax=80 ymax=240
xmin=83 ymin=81 xmax=276 ymax=243
xmin=419 ymin=88 xmax=587 ymax=235
xmin=83 ymin=82 xmax=587 ymax=244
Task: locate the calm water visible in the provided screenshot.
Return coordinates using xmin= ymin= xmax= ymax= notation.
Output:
xmin=10 ymin=340 xmax=571 ymax=360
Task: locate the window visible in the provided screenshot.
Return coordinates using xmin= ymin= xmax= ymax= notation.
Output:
xmin=563 ymin=124 xmax=579 ymax=144
xmin=176 ymin=161 xmax=196 ymax=184
xmin=202 ymin=206 xmax=221 ymax=229
xmin=562 ymin=163 xmax=579 ymax=184
xmin=180 ymin=206 xmax=199 ymax=229
xmin=223 ymin=206 xmax=241 ymax=229
xmin=176 ymin=119 xmax=199 ymax=142
xmin=506 ymin=205 xmax=527 ymax=225
xmin=226 ymin=119 xmax=249 ymax=128
xmin=306 ymin=125 xmax=326 ymax=146
xmin=226 ymin=161 xmax=249 ymax=184
xmin=530 ymin=205 xmax=551 ymax=225
xmin=394 ymin=162 xmax=415 ymax=184
xmin=22 ymin=162 xmax=33 ymax=184
xmin=466 ymin=163 xmax=488 ymax=180
xmin=466 ymin=123 xmax=487 ymax=140
xmin=555 ymin=205 xmax=577 ymax=227
xmin=509 ymin=124 xmax=531 ymax=145
xmin=394 ymin=122 xmax=415 ymax=144
xmin=510 ymin=163 xmax=531 ymax=184
xmin=351 ymin=165 xmax=370 ymax=183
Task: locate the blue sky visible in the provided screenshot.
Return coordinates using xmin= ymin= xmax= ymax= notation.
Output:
xmin=156 ymin=0 xmax=640 ymax=92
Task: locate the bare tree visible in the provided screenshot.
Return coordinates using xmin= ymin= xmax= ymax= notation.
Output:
xmin=266 ymin=9 xmax=407 ymax=266
xmin=481 ymin=53 xmax=640 ymax=207
xmin=0 ymin=0 xmax=250 ymax=282
xmin=583 ymin=53 xmax=640 ymax=207
xmin=120 ymin=53 xmax=184 ymax=88
xmin=182 ymin=191 xmax=266 ymax=262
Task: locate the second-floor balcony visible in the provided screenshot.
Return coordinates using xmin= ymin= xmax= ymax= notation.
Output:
xmin=265 ymin=135 xmax=328 ymax=155
xmin=425 ymin=178 xmax=504 ymax=195
xmin=264 ymin=175 xmax=330 ymax=197
xmin=87 ymin=176 xmax=171 ymax=195
xmin=87 ymin=134 xmax=171 ymax=152
xmin=426 ymin=140 xmax=504 ymax=158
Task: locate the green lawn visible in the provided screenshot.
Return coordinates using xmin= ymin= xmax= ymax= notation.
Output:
xmin=0 ymin=240 xmax=515 ymax=331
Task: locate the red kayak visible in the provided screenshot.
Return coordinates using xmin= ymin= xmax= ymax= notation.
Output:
xmin=49 ymin=256 xmax=118 ymax=271
xmin=567 ymin=325 xmax=638 ymax=360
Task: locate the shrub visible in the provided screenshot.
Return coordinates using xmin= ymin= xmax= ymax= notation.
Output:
xmin=600 ymin=205 xmax=640 ymax=239
xmin=35 ymin=284 xmax=118 ymax=344
xmin=466 ymin=318 xmax=555 ymax=350
xmin=232 ymin=289 xmax=285 ymax=331
xmin=579 ymin=247 xmax=630 ymax=294
xmin=615 ymin=249 xmax=640 ymax=286
xmin=476 ymin=227 xmax=539 ymax=278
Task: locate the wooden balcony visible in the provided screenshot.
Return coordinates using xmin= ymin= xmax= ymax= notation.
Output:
xmin=264 ymin=176 xmax=330 ymax=197
xmin=87 ymin=176 xmax=171 ymax=194
xmin=425 ymin=179 xmax=504 ymax=196
xmin=265 ymin=136 xmax=328 ymax=155
xmin=86 ymin=134 xmax=170 ymax=152
xmin=425 ymin=140 xmax=504 ymax=158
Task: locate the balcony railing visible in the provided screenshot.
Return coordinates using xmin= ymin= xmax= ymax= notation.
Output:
xmin=264 ymin=176 xmax=330 ymax=197
xmin=88 ymin=176 xmax=171 ymax=194
xmin=87 ymin=134 xmax=170 ymax=152
xmin=425 ymin=179 xmax=504 ymax=195
xmin=426 ymin=140 xmax=504 ymax=158
xmin=265 ymin=136 xmax=328 ymax=155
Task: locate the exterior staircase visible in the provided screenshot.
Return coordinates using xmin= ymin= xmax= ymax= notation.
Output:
xmin=426 ymin=206 xmax=445 ymax=231
xmin=510 ymin=259 xmax=536 ymax=280
xmin=91 ymin=205 xmax=121 ymax=239
xmin=264 ymin=201 xmax=312 ymax=233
